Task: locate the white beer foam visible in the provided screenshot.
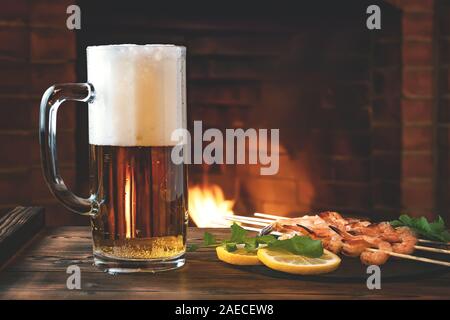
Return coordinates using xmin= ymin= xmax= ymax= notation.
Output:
xmin=87 ymin=44 xmax=186 ymax=146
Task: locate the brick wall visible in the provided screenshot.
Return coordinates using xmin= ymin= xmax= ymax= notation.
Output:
xmin=370 ymin=4 xmax=402 ymax=220
xmin=438 ymin=0 xmax=450 ymax=217
xmin=386 ymin=0 xmax=439 ymax=219
xmin=253 ymin=27 xmax=375 ymax=216
xmin=399 ymin=0 xmax=436 ymax=218
xmin=0 ymin=0 xmax=85 ymax=225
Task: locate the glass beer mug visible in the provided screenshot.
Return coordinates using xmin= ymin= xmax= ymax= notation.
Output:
xmin=39 ymin=45 xmax=188 ymax=273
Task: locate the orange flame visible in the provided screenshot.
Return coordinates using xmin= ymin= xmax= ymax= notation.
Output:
xmin=189 ymin=184 xmax=235 ymax=227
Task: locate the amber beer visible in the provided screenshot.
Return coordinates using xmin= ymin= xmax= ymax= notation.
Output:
xmin=39 ymin=44 xmax=187 ymax=273
xmin=90 ymin=145 xmax=187 ymax=261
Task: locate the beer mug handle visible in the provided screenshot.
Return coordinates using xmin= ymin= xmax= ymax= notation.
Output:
xmin=39 ymin=83 xmax=97 ymax=215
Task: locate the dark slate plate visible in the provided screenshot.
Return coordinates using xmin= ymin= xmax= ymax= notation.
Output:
xmin=245 ymin=252 xmax=449 ymax=282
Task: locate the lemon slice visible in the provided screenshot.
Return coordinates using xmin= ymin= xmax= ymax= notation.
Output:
xmin=216 ymin=246 xmax=261 ymax=265
xmin=257 ymin=248 xmax=341 ymax=275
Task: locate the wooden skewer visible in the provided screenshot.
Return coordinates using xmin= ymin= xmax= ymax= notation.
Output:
xmin=232 ymin=216 xmax=450 ymax=266
xmin=224 ymin=216 xmax=270 ymax=227
xmin=254 ymin=212 xmax=450 ymax=249
xmin=254 ymin=212 xmax=289 ymax=220
xmin=414 ymin=245 xmax=450 ymax=255
xmin=418 ymin=239 xmax=450 ymax=246
xmin=240 ymin=225 xmax=282 ymax=236
xmin=225 ymin=215 xmax=274 ymax=224
xmin=239 ymin=225 xmax=263 ymax=232
xmin=366 ymin=249 xmax=450 ymax=267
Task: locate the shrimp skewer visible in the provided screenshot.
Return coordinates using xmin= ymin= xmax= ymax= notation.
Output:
xmin=239 ymin=222 xmax=450 ymax=267
xmin=255 ymin=212 xmax=450 ymax=263
xmin=256 ymin=212 xmax=450 ymax=247
xmin=268 ymin=217 xmax=391 ymax=265
xmin=295 ymin=224 xmax=343 ymax=254
xmin=318 ymin=211 xmax=418 ymax=255
xmin=256 ymin=212 xmax=449 ymax=256
xmin=227 ymin=214 xmax=450 ymax=267
xmin=264 ymin=218 xmax=344 ymax=254
xmin=328 ymin=225 xmax=392 ymax=265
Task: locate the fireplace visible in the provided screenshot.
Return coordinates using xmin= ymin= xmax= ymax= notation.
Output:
xmin=73 ymin=0 xmax=414 ymax=222
xmin=0 ymin=0 xmax=448 ymax=226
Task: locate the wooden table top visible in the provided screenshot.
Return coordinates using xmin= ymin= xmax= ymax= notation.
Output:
xmin=0 ymin=227 xmax=449 ymax=300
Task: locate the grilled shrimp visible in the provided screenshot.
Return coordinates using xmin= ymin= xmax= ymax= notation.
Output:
xmin=348 ymin=222 xmax=401 ymax=243
xmin=295 ymin=224 xmax=343 ymax=254
xmin=321 ymin=237 xmax=344 ymax=254
xmin=330 ymin=225 xmax=391 ymax=264
xmin=392 ymin=227 xmax=417 ymax=254
xmin=342 ymin=238 xmax=371 ymax=257
xmin=319 ymin=211 xmax=348 ymax=230
xmin=271 ymin=218 xmax=344 ymax=254
xmin=376 ymin=222 xmax=402 ymax=243
xmin=330 ymin=225 xmax=372 ymax=256
xmin=346 ymin=218 xmax=371 ymax=227
xmin=360 ymin=240 xmax=392 ymax=266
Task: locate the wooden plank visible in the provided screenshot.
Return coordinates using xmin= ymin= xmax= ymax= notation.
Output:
xmin=1 ymin=264 xmax=448 ymax=299
xmin=0 ymin=207 xmax=45 ymax=268
xmin=0 ymin=227 xmax=449 ymax=300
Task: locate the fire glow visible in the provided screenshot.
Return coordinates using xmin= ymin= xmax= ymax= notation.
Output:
xmin=124 ymin=168 xmax=134 ymax=239
xmin=189 ymin=184 xmax=235 ymax=227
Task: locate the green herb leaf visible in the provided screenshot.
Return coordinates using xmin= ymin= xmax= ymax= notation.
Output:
xmin=244 ymin=237 xmax=257 ymax=252
xmin=429 ymin=216 xmax=446 ymax=233
xmin=203 ymin=232 xmax=217 ymax=246
xmin=256 ymin=235 xmax=277 ymax=245
xmin=186 ymin=244 xmax=199 ymax=252
xmin=268 ymin=235 xmax=323 ymax=258
xmin=389 ymin=220 xmax=402 ymax=227
xmin=194 ymin=223 xmax=324 ymax=258
xmin=399 ymin=214 xmax=413 ymax=226
xmin=230 ymin=223 xmax=247 ymax=243
xmin=390 ymin=214 xmax=450 ymax=242
xmin=225 ymin=242 xmax=238 ymax=252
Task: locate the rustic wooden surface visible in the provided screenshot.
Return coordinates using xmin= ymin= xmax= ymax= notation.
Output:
xmin=0 ymin=207 xmax=44 ymax=268
xmin=0 ymin=227 xmax=449 ymax=300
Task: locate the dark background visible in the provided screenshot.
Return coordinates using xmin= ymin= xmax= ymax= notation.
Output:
xmin=0 ymin=0 xmax=448 ymax=226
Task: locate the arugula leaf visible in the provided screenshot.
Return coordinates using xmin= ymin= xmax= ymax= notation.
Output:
xmin=225 ymin=242 xmax=238 ymax=252
xmin=203 ymin=232 xmax=217 ymax=246
xmin=429 ymin=216 xmax=446 ymax=233
xmin=256 ymin=235 xmax=277 ymax=245
xmin=189 ymin=223 xmax=324 ymax=257
xmin=390 ymin=214 xmax=450 ymax=242
xmin=268 ymin=235 xmax=323 ymax=258
xmin=244 ymin=237 xmax=257 ymax=252
xmin=230 ymin=222 xmax=247 ymax=243
xmin=186 ymin=244 xmax=199 ymax=252
xmin=289 ymin=236 xmax=324 ymax=257
xmin=187 ymin=232 xmax=219 ymax=252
